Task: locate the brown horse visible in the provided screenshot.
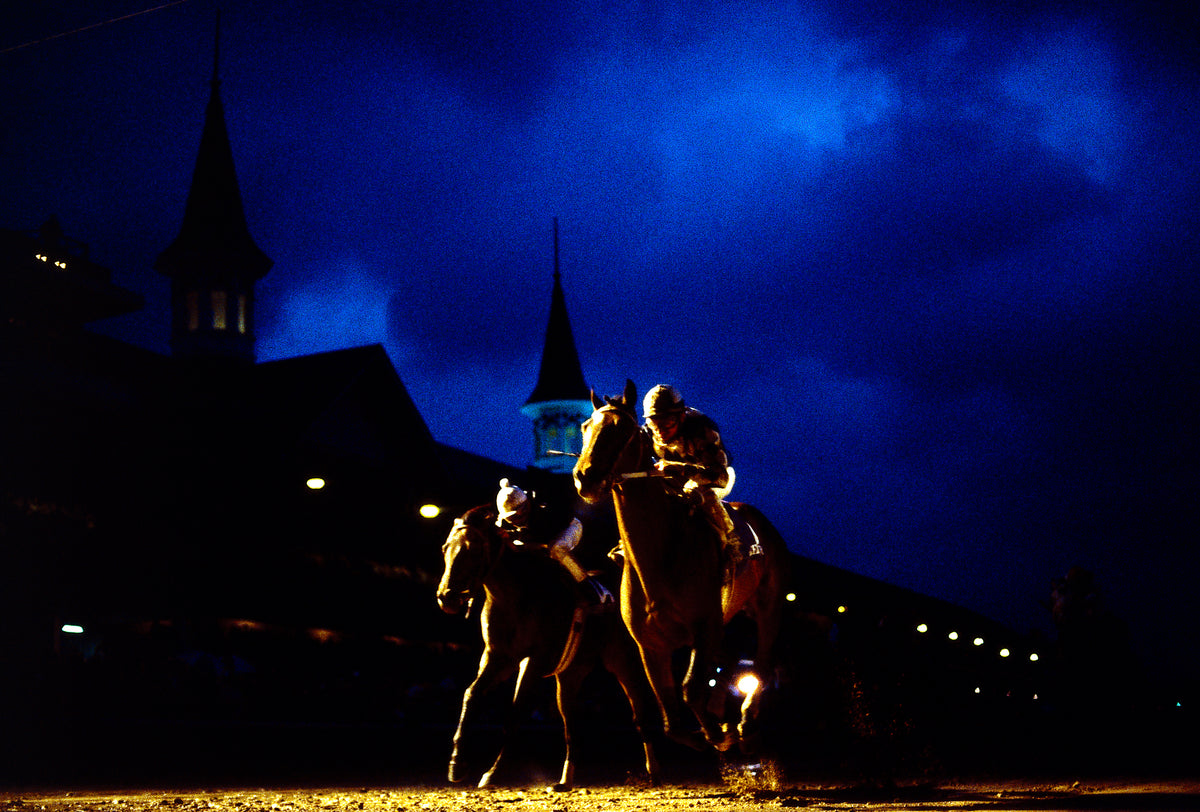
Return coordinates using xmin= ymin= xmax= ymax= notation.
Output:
xmin=436 ymin=503 xmax=661 ymax=790
xmin=572 ymin=380 xmax=790 ymax=753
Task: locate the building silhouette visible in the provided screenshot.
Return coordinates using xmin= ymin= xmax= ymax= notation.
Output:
xmin=0 ymin=32 xmax=1075 ymax=784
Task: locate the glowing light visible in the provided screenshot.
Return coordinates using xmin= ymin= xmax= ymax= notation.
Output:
xmin=419 ymin=504 xmax=441 ymax=519
xmin=785 ymin=592 xmax=796 ymax=602
xmin=837 ymin=605 xmax=847 ymax=614
xmin=916 ymin=623 xmax=928 ymax=633
xmin=1029 ymin=652 xmax=1039 ymax=662
xmin=61 ymin=624 xmax=84 ymax=634
xmin=974 ymin=687 xmax=982 ymax=694
xmin=735 ymin=673 xmax=761 ymax=697
xmin=999 ymin=648 xmax=1011 ymax=658
xmin=306 ymin=477 xmax=326 ymax=490
xmin=973 ymin=637 xmax=984 ymax=646
xmin=708 ymin=678 xmax=718 ymax=688
xmin=948 ymin=631 xmax=959 ymax=641
xmin=35 ymin=253 xmax=47 ymax=262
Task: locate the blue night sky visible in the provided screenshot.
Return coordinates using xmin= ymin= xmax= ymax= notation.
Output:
xmin=3 ymin=1 xmax=1198 ymax=690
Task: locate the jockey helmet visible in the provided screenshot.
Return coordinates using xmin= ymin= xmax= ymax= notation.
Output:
xmin=643 ymin=384 xmax=686 ymax=418
xmin=495 ymin=478 xmax=529 ymax=526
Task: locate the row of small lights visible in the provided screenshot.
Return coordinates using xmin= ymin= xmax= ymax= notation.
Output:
xmin=784 ymin=592 xmax=1040 ymax=663
xmin=915 ymin=622 xmax=1039 ymax=662
xmin=35 ymin=253 xmax=67 ymax=269
xmin=305 ymin=476 xmax=443 ymax=518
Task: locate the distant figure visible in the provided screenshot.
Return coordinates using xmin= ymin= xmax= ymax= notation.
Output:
xmin=640 ymin=384 xmax=737 ymax=553
xmin=494 ymin=479 xmax=612 ymax=606
xmin=1046 ymin=566 xmax=1139 ymax=741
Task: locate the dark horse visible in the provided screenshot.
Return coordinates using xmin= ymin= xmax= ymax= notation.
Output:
xmin=572 ymin=380 xmax=790 ymax=753
xmin=436 ymin=503 xmax=661 ymax=790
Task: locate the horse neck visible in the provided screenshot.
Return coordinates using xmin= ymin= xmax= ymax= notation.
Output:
xmin=482 ymin=540 xmax=566 ymax=611
xmin=613 ymin=477 xmax=720 ymax=596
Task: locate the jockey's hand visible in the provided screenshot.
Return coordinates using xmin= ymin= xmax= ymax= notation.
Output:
xmin=682 ymin=480 xmax=701 ymax=495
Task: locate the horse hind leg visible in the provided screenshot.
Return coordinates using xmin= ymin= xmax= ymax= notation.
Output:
xmin=682 ymin=644 xmax=733 ymax=752
xmin=551 ymin=662 xmax=591 ymax=792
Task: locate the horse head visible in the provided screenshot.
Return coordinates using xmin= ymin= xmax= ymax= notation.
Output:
xmin=573 ymin=379 xmax=648 ymax=504
xmin=436 ymin=506 xmax=498 ymax=615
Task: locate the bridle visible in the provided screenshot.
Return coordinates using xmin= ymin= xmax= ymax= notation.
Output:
xmin=439 ymin=515 xmax=497 ymax=612
xmin=577 ymin=400 xmax=648 ymax=497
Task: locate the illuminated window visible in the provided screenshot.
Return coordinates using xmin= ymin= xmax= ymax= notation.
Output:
xmin=186 ymin=290 xmax=200 ymax=331
xmin=212 ymin=291 xmax=228 ymax=330
xmin=237 ymin=294 xmax=247 ymax=334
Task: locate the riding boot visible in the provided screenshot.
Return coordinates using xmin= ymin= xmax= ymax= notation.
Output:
xmin=701 ymin=491 xmax=741 ymax=566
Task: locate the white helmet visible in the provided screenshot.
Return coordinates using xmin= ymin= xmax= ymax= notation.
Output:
xmin=643 ymin=384 xmax=686 ymax=418
xmin=495 ymin=478 xmax=529 ymax=526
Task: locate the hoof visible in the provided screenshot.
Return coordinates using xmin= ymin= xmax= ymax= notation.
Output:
xmin=666 ymin=729 xmax=708 ymax=752
xmin=550 ymin=783 xmax=572 ymax=793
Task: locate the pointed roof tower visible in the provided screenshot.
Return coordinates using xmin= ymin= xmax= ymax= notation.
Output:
xmin=155 ymin=13 xmax=271 ymax=363
xmin=521 ymin=219 xmax=592 ymax=473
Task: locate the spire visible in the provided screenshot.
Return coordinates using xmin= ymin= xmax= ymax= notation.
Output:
xmin=524 ymin=218 xmax=589 ymax=406
xmin=155 ymin=15 xmax=271 ymax=363
xmin=156 ymin=13 xmax=270 ymax=283
xmin=521 ymin=219 xmax=592 ymax=474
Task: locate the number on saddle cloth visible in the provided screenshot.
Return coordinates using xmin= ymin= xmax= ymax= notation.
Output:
xmin=725 ymin=506 xmax=764 ymax=565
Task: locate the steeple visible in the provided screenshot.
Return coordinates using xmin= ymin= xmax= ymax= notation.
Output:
xmin=520 ymin=219 xmax=592 ymax=473
xmin=155 ymin=12 xmax=271 ymax=364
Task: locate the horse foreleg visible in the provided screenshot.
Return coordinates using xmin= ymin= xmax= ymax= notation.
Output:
xmin=607 ymin=641 xmax=663 ymax=785
xmin=478 ymin=656 xmax=534 ymax=788
xmin=449 ymin=650 xmax=516 ymax=784
xmin=637 ymin=645 xmax=707 ymax=752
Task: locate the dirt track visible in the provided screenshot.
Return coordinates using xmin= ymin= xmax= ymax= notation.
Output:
xmin=6 ymin=778 xmax=1200 ymax=812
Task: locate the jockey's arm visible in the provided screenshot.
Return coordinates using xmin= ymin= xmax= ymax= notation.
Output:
xmin=657 ymin=426 xmax=729 ymax=489
xmin=549 ymin=517 xmax=587 ymax=582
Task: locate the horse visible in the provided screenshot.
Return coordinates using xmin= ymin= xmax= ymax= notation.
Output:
xmin=572 ymin=380 xmax=790 ymax=754
xmin=435 ymin=503 xmax=661 ymax=790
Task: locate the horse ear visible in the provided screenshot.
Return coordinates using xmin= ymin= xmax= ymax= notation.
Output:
xmin=590 ymin=388 xmax=604 ymax=410
xmin=623 ymin=379 xmax=638 ymax=409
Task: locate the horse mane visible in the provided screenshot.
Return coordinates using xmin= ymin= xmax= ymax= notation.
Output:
xmin=460 ymin=503 xmax=497 ymax=525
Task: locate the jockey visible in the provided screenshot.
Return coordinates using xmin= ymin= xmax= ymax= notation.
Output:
xmin=641 ymin=384 xmax=739 ymax=557
xmin=495 ymin=478 xmax=613 ymax=606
